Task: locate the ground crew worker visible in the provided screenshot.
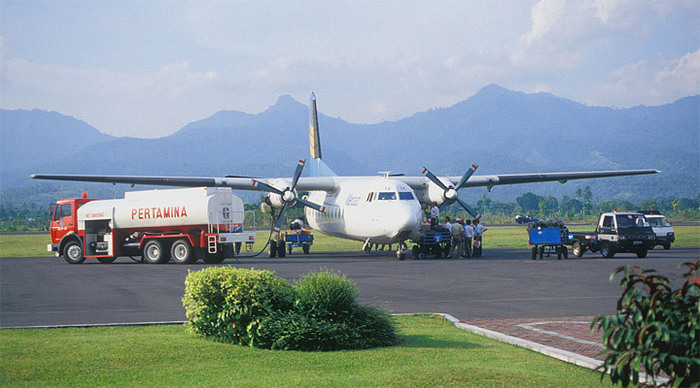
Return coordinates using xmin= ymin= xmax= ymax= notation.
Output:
xmin=449 ymin=218 xmax=464 ymax=258
xmin=429 ymin=202 xmax=439 ymax=229
xmin=443 ymin=216 xmax=452 ymax=233
xmin=473 ymin=219 xmax=487 ymax=257
xmin=463 ymin=219 xmax=473 ymax=258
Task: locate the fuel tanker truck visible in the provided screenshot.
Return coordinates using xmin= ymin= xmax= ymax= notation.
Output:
xmin=48 ymin=187 xmax=255 ymax=264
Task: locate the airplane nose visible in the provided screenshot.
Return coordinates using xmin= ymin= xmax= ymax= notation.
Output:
xmin=391 ymin=203 xmax=421 ymax=235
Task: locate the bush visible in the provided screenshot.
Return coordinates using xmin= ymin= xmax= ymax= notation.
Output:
xmin=591 ymin=261 xmax=699 ymax=387
xmin=182 ymin=266 xmax=295 ymax=345
xmin=254 ymin=303 xmax=399 ymax=351
xmin=294 ymin=270 xmax=359 ymax=319
xmin=183 ymin=267 xmax=399 ymax=351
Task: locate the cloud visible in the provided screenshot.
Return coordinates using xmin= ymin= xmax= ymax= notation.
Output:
xmin=586 ymin=50 xmax=700 ymax=107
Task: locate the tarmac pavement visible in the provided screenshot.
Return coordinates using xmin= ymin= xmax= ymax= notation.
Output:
xmin=2 ymin=246 xmax=697 ymax=375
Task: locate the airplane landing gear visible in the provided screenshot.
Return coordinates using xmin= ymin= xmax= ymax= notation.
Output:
xmin=396 ymin=242 xmax=407 ymax=260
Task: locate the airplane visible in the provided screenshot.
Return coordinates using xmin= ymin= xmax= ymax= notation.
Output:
xmin=31 ymin=93 xmax=660 ymax=259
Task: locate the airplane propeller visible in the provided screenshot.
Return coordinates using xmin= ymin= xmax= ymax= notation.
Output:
xmin=252 ymin=159 xmax=325 ymax=233
xmin=422 ymin=164 xmax=482 ymax=220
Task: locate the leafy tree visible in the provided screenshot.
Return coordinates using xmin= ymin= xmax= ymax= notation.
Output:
xmin=592 ymin=261 xmax=699 ymax=387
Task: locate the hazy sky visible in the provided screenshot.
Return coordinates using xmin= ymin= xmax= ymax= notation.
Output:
xmin=1 ymin=0 xmax=698 ymax=138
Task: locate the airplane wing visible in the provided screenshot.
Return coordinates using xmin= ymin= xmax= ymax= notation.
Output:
xmin=29 ymin=173 xmax=339 ymax=192
xmin=401 ymin=169 xmax=660 ymax=190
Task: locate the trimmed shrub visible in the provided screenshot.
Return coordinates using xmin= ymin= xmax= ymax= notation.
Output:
xmin=591 ymin=260 xmax=699 ymax=387
xmin=254 ymin=303 xmax=399 ymax=351
xmin=183 ymin=267 xmax=398 ymax=351
xmin=182 ymin=266 xmax=294 ymax=345
xmin=294 ymin=270 xmax=359 ymax=319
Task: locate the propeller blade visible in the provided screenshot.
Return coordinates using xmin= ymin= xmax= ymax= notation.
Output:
xmin=456 ymin=164 xmax=479 ymax=189
xmin=291 ymin=159 xmax=305 ymax=188
xmin=297 ymin=197 xmax=326 ymax=213
xmin=252 ymin=179 xmax=283 ymax=195
xmin=421 ymin=167 xmax=448 ymax=191
xmin=273 ymin=203 xmax=289 ymax=234
xmin=457 ymin=198 xmax=481 ymax=221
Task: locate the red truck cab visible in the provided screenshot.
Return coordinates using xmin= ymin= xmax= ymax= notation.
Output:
xmin=48 ymin=194 xmax=95 ymax=256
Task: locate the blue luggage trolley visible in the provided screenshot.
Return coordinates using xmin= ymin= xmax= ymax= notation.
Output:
xmin=411 ymin=227 xmax=453 ymax=260
xmin=528 ymin=221 xmax=570 ymax=260
xmin=284 ymin=230 xmax=314 ymax=255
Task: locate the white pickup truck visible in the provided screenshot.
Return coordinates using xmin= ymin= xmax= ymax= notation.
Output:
xmin=639 ymin=211 xmax=675 ymax=250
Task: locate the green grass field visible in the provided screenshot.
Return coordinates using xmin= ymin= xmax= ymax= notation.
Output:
xmin=0 ymin=314 xmax=612 ymax=387
xmin=3 ymin=225 xmax=697 ymax=257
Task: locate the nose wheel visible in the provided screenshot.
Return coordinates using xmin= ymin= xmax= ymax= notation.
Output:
xmin=396 ymin=241 xmax=407 ymax=260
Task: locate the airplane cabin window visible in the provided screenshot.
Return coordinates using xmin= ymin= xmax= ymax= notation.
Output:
xmin=398 ymin=192 xmax=415 ymax=200
xmin=377 ymin=192 xmax=397 ymax=200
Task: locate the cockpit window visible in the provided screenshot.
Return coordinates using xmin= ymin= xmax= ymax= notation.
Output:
xmin=398 ymin=192 xmax=414 ymax=200
xmin=377 ymin=192 xmax=397 ymax=200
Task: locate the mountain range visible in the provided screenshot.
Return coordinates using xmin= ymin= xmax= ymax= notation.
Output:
xmin=1 ymin=84 xmax=698 ymax=206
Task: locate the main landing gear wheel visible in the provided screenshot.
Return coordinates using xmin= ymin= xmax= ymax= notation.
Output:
xmin=269 ymin=240 xmax=278 ymax=258
xmin=63 ymin=241 xmax=85 ymax=264
xmin=143 ymin=240 xmax=170 ymax=264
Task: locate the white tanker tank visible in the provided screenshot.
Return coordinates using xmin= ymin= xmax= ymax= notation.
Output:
xmin=79 ymin=187 xmax=245 ymax=232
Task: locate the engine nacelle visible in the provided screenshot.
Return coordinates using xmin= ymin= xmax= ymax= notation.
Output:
xmin=262 ymin=178 xmax=295 ymax=209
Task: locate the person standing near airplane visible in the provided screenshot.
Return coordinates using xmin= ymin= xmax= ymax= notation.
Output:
xmin=450 ymin=218 xmax=464 ymax=258
xmin=473 ymin=219 xmax=487 ymax=257
xmin=430 ymin=202 xmax=440 ymax=229
xmin=463 ymin=219 xmax=473 ymax=258
xmin=443 ymin=216 xmax=452 ymax=233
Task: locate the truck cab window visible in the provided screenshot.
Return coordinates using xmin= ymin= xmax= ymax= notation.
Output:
xmin=602 ymin=216 xmax=613 ymax=228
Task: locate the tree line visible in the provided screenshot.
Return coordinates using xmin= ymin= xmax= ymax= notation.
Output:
xmin=1 ymin=187 xmax=698 ymax=231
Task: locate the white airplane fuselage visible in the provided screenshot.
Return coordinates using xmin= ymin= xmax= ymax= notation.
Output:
xmin=305 ymin=177 xmax=423 ymax=244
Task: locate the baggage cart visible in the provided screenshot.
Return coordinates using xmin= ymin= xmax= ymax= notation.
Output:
xmin=528 ymin=221 xmax=570 ymax=260
xmin=284 ymin=229 xmax=313 ymax=255
xmin=411 ymin=226 xmax=452 ymax=259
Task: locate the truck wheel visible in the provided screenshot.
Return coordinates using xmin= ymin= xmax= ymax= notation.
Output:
xmin=269 ymin=240 xmax=277 ymax=258
xmin=572 ymin=241 xmax=584 ymax=257
xmin=278 ymin=243 xmax=286 ymax=257
xmin=562 ymin=246 xmax=568 ymax=259
xmin=600 ymin=242 xmax=615 ymax=258
xmin=556 ymin=246 xmax=562 ymax=260
xmin=531 ymin=247 xmax=537 ymax=260
xmin=171 ymin=239 xmax=194 ymax=264
xmin=636 ymin=249 xmax=648 ymax=258
xmin=663 ymin=243 xmax=671 ymax=250
xmin=303 ymin=245 xmax=310 ymax=254
xmin=203 ymin=250 xmax=224 ymax=264
xmin=538 ymin=245 xmax=544 ymax=260
xmin=143 ymin=240 xmax=169 ymax=264
xmin=97 ymin=257 xmax=117 ymax=264
xmin=63 ymin=241 xmax=85 ymax=264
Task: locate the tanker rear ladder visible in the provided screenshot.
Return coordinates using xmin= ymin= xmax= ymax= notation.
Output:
xmin=208 ymin=209 xmax=257 ymax=253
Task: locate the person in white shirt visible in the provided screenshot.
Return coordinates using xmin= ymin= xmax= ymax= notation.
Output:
xmin=429 ymin=202 xmax=440 ymax=229
xmin=473 ymin=219 xmax=487 ymax=257
xmin=443 ymin=217 xmax=452 ymax=233
xmin=463 ymin=219 xmax=473 ymax=258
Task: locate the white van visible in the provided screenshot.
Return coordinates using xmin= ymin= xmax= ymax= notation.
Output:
xmin=640 ymin=212 xmax=675 ymax=250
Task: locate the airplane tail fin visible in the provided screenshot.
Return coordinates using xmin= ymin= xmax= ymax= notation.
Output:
xmin=308 ymin=92 xmax=336 ymax=177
